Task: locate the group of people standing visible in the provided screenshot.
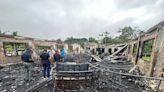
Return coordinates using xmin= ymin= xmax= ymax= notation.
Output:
xmin=21 ymin=47 xmax=65 ymax=81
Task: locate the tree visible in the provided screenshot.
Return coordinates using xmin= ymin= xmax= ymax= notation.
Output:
xmin=118 ymin=26 xmax=142 ymax=42
xmin=102 ymin=37 xmax=113 ymax=44
xmin=65 ymin=37 xmax=88 ymax=44
xmin=99 ymin=31 xmax=110 ymax=44
xmin=88 ymin=37 xmax=98 ymax=43
xmin=99 ymin=26 xmax=142 ymax=44
xmin=12 ymin=31 xmax=18 ymax=36
xmin=111 ymin=37 xmax=123 ymax=44
xmin=80 ymin=38 xmax=88 ymax=42
xmin=56 ymin=38 xmax=63 ymax=44
xmin=64 ymin=37 xmax=88 ymax=48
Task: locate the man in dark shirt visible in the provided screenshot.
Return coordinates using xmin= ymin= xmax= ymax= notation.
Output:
xmin=53 ymin=50 xmax=61 ymax=71
xmin=40 ymin=49 xmax=51 ymax=78
xmin=54 ymin=50 xmax=61 ymax=62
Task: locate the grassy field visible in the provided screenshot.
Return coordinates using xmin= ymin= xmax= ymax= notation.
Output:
xmin=142 ymin=56 xmax=151 ymax=61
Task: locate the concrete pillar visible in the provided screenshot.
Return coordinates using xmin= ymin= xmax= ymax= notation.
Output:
xmin=149 ymin=35 xmax=158 ymax=77
xmin=104 ymin=47 xmax=108 ymax=54
xmin=134 ymin=36 xmax=141 ymax=65
xmin=112 ymin=48 xmax=115 ymax=53
xmin=0 ymin=41 xmax=7 ymax=64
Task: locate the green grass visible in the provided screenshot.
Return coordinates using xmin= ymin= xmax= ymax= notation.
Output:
xmin=142 ymin=56 xmax=151 ymax=62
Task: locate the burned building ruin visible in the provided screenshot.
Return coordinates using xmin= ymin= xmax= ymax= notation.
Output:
xmin=0 ymin=21 xmax=164 ymax=92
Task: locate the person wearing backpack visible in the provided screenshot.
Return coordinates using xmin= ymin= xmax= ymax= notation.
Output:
xmin=21 ymin=47 xmax=34 ymax=82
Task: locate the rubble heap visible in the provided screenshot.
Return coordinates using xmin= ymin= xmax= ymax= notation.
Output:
xmin=91 ymin=59 xmax=156 ymax=92
xmin=0 ymin=63 xmax=43 ymax=92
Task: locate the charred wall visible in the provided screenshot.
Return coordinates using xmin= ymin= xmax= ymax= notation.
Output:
xmin=0 ymin=36 xmax=58 ymax=65
xmin=127 ymin=21 xmax=164 ymax=91
xmin=128 ymin=21 xmax=164 ymax=77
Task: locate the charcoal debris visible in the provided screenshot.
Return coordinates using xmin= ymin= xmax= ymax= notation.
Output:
xmin=0 ymin=54 xmax=163 ymax=92
xmin=0 ymin=63 xmax=44 ymax=92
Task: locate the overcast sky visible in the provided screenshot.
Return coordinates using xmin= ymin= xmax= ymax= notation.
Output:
xmin=0 ymin=0 xmax=164 ymax=40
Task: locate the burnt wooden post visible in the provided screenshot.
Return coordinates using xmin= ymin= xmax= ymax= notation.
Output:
xmin=156 ymin=74 xmax=163 ymax=92
xmin=149 ymin=34 xmax=158 ymax=77
xmin=149 ymin=49 xmax=158 ymax=77
xmin=134 ymin=36 xmax=141 ymax=65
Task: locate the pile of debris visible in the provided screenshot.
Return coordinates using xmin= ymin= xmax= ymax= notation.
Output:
xmin=0 ymin=63 xmax=44 ymax=92
xmin=0 ymin=53 xmax=162 ymax=92
xmin=90 ymin=57 xmax=156 ymax=92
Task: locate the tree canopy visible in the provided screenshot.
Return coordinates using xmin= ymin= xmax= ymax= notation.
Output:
xmin=118 ymin=26 xmax=142 ymax=42
xmin=102 ymin=37 xmax=112 ymax=44
xmin=100 ymin=26 xmax=142 ymax=44
xmin=88 ymin=37 xmax=98 ymax=43
xmin=65 ymin=26 xmax=142 ymax=46
xmin=12 ymin=31 xmax=18 ymax=36
xmin=64 ymin=37 xmax=89 ymax=48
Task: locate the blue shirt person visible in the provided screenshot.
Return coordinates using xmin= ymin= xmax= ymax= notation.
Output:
xmin=60 ymin=48 xmax=65 ymax=62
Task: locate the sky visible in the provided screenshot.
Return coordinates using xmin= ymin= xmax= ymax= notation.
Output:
xmin=0 ymin=0 xmax=164 ymax=40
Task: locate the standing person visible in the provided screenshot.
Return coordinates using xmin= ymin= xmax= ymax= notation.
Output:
xmin=40 ymin=49 xmax=51 ymax=78
xmin=53 ymin=49 xmax=61 ymax=71
xmin=54 ymin=49 xmax=61 ymax=62
xmin=21 ymin=47 xmax=34 ymax=82
xmin=47 ymin=47 xmax=53 ymax=64
xmin=60 ymin=48 xmax=65 ymax=62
